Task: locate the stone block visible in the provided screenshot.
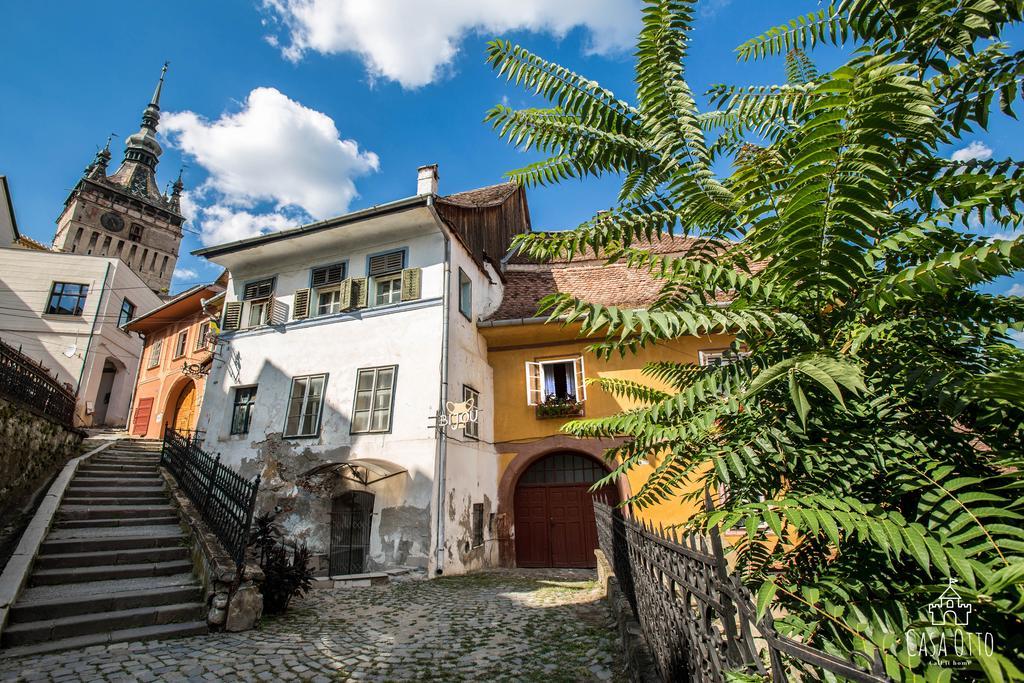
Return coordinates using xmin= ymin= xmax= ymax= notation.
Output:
xmin=225 ymin=585 xmax=263 ymax=632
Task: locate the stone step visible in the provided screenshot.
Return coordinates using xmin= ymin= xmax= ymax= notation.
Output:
xmin=74 ymin=470 xmax=160 ymax=480
xmin=59 ymin=496 xmax=169 ymax=506
xmin=67 ymin=477 xmax=164 ymax=489
xmin=63 ymin=486 xmax=167 ymax=499
xmin=41 ymin=533 xmax=184 ymax=555
xmin=58 ymin=505 xmax=175 ymax=521
xmin=34 ymin=545 xmax=189 ymax=570
xmin=53 ymin=516 xmax=180 ymax=529
xmin=0 ymin=620 xmax=207 ymax=659
xmin=10 ymin=584 xmax=202 ymax=622
xmin=1 ymin=603 xmax=206 ymax=648
xmin=77 ymin=463 xmax=157 ymax=473
xmin=31 ymin=559 xmax=194 ymax=586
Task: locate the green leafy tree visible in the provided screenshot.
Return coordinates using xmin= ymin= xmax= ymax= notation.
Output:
xmin=485 ymin=1 xmax=1024 ymax=680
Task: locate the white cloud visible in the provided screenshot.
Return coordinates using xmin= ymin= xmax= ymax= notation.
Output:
xmin=261 ymin=0 xmax=642 ymax=88
xmin=163 ymin=87 xmax=379 ymax=246
xmin=699 ymin=0 xmax=732 ymax=18
xmin=192 ymin=205 xmax=301 ymax=246
xmin=172 ymin=266 xmax=199 ymax=281
xmin=1007 ymin=283 xmax=1024 ymax=297
xmin=951 ymin=140 xmax=993 ymax=162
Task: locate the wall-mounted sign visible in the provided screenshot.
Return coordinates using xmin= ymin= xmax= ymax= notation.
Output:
xmin=435 ymin=398 xmax=480 ymax=431
xmin=181 ymin=362 xmax=210 ymax=377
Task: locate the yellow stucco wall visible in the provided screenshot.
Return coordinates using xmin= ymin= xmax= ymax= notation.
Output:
xmin=483 ymin=321 xmax=734 ymax=527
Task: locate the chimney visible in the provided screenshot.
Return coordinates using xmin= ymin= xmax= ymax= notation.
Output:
xmin=417 ymin=164 xmax=439 ymax=196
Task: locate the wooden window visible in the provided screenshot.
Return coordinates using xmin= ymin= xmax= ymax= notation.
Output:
xmin=472 ymin=503 xmax=484 ymax=547
xmin=195 ymin=322 xmax=211 ymax=350
xmin=129 ymin=223 xmax=144 ymax=242
xmin=231 ymin=386 xmax=258 ymax=435
xmin=352 ymin=366 xmax=396 ymax=433
xmin=173 ymin=330 xmax=188 ymax=358
xmin=46 ymin=282 xmax=89 ymax=316
xmin=317 ymin=289 xmax=343 ymax=316
xmin=247 ymin=300 xmax=269 ymax=328
xmin=401 ymin=268 xmax=422 ymax=301
xmin=463 ymin=385 xmax=479 ymax=440
xmin=293 ymin=288 xmax=312 ymax=320
xmin=118 ymin=298 xmax=136 ymax=327
xmin=519 ymin=452 xmax=605 ymax=485
xmin=147 ymin=339 xmax=163 ymax=369
xmin=458 ymin=268 xmax=472 ymax=319
xmin=285 ymin=374 xmax=327 ymax=438
xmin=374 ymin=275 xmax=402 ymax=306
xmin=222 ymin=301 xmax=243 ymax=331
xmin=243 ymin=278 xmax=275 ymax=301
xmin=525 ymin=357 xmax=587 ymax=406
xmin=367 ymin=250 xmax=405 ymax=277
xmin=311 ymin=262 xmax=346 ymax=288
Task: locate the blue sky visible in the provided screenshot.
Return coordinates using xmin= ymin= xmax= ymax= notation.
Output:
xmin=1 ymin=0 xmax=1021 ymax=305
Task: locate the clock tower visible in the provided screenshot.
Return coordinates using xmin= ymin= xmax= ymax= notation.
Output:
xmin=52 ymin=64 xmax=185 ymax=296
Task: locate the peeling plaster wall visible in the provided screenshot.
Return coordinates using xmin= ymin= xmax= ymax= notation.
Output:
xmin=436 ymin=239 xmax=501 ymax=575
xmin=197 ymin=283 xmax=444 ymax=574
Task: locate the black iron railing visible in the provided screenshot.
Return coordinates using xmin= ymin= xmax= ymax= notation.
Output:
xmin=0 ymin=338 xmax=76 ymax=426
xmin=594 ymin=499 xmax=890 ymax=683
xmin=161 ymin=428 xmax=260 ymax=568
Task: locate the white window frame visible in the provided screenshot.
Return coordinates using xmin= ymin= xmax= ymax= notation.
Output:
xmin=458 ymin=268 xmax=472 ymax=320
xmin=173 ymin=330 xmax=188 ymax=359
xmin=147 ymin=339 xmax=163 ymax=369
xmin=351 ymin=365 xmax=397 ymax=434
xmin=463 ymin=385 xmax=479 ymax=440
xmin=247 ymin=299 xmax=269 ymax=328
xmin=373 ymin=274 xmax=403 ymax=307
xmin=283 ymin=374 xmax=327 ymax=438
xmin=525 ymin=357 xmax=587 ymax=406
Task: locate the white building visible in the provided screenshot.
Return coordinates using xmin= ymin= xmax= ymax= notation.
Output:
xmin=193 ymin=166 xmax=529 ymax=576
xmin=0 ymin=247 xmax=162 ymax=426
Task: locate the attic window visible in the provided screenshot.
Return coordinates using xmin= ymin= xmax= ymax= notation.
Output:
xmin=311 ymin=263 xmax=345 ymax=288
xmin=243 ymin=278 xmax=275 ymax=301
xmin=367 ymin=250 xmax=405 ymax=277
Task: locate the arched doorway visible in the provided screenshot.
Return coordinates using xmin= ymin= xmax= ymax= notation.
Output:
xmin=168 ymin=380 xmax=197 ymax=434
xmin=513 ymin=452 xmax=617 ymax=568
xmin=329 ymin=491 xmax=375 ymax=576
xmin=92 ymin=360 xmax=118 ymax=425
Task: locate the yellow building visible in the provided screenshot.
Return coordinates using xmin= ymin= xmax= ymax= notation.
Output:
xmin=480 ymin=237 xmax=735 ymax=568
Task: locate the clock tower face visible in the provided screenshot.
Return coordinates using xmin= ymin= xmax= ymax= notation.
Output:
xmin=100 ymin=212 xmax=125 ymax=232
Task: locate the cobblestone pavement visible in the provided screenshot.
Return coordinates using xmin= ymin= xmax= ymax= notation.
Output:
xmin=0 ymin=570 xmax=625 ymax=682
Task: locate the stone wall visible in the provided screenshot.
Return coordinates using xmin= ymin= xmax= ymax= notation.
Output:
xmin=0 ymin=396 xmax=82 ymax=516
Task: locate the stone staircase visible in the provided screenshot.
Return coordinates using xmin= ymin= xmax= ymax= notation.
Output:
xmin=0 ymin=439 xmax=207 ymax=657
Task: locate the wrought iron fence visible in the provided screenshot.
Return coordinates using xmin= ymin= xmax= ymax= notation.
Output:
xmin=0 ymin=338 xmax=76 ymax=426
xmin=593 ymin=499 xmax=890 ymax=683
xmin=161 ymin=428 xmax=260 ymax=568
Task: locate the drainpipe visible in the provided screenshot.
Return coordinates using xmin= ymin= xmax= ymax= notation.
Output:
xmin=76 ymin=262 xmax=111 ymax=422
xmin=427 ymin=196 xmax=451 ymax=575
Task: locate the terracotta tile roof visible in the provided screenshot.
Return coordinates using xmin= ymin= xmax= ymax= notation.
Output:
xmin=488 ymin=234 xmax=765 ymax=321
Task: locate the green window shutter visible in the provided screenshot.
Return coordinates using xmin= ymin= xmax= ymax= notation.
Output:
xmin=339 ymin=278 xmax=353 ymax=310
xmin=293 ymin=288 xmax=311 ymax=320
xmin=222 ymin=301 xmax=243 ymax=331
xmin=401 ymin=268 xmax=422 ymax=301
xmin=353 ymin=277 xmax=368 ymax=308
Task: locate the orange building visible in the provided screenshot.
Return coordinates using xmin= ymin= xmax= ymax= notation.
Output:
xmin=125 ymin=280 xmax=224 ymax=438
xmin=481 ymin=237 xmax=738 ymax=568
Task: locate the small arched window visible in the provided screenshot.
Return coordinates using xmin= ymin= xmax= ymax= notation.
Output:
xmin=519 ymin=452 xmax=606 ymax=485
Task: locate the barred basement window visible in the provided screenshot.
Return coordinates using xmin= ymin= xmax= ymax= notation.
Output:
xmin=472 ymin=503 xmax=484 ymax=547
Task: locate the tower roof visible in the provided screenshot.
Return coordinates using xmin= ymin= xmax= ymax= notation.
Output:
xmin=99 ymin=62 xmax=181 ymax=212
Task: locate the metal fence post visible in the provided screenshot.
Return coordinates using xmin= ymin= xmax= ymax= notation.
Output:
xmin=204 ymin=455 xmax=220 ymax=516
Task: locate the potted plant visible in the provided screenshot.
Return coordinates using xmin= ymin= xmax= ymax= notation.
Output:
xmin=536 ymin=393 xmax=584 ymax=418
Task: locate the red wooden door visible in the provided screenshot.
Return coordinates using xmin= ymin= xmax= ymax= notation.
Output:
xmin=132 ymin=397 xmax=153 ymax=436
xmin=547 ymin=485 xmax=591 ymax=567
xmin=514 ymin=487 xmax=550 ymax=567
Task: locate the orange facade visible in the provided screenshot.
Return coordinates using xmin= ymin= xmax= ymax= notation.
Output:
xmin=126 ymin=285 xmax=222 ymax=439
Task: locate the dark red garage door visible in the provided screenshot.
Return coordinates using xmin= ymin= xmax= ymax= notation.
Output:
xmin=513 ymin=452 xmax=616 ymax=568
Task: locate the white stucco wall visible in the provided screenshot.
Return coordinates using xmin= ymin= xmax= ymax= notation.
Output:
xmin=0 ymin=248 xmax=160 ymax=426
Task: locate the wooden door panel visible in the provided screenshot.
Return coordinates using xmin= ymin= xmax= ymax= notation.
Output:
xmin=514 ymin=487 xmax=550 ymax=567
xmin=132 ymin=397 xmax=153 ymax=436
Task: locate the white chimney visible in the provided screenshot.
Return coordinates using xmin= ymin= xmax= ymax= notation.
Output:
xmin=417 ymin=164 xmax=439 ymax=195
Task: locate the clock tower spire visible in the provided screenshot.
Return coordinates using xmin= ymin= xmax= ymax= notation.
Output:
xmin=51 ymin=63 xmax=185 ymax=296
